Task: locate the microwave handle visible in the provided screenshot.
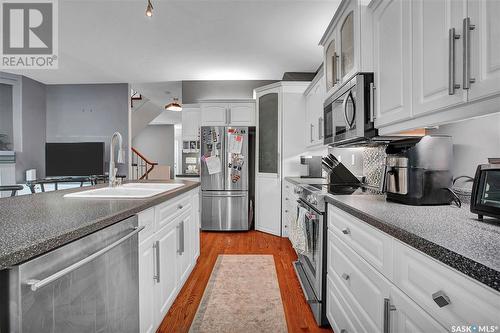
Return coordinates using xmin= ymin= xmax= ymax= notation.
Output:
xmin=343 ymin=90 xmax=355 ymax=130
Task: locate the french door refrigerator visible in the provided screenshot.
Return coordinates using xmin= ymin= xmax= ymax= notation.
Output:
xmin=200 ymin=126 xmax=255 ymax=231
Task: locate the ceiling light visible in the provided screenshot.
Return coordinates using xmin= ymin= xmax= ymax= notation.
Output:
xmin=145 ymin=0 xmax=153 ymax=17
xmin=165 ymin=98 xmax=182 ymax=112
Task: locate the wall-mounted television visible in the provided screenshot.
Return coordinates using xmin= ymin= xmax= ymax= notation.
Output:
xmin=46 ymin=142 xmax=105 ymax=177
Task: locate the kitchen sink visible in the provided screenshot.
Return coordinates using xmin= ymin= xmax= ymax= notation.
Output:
xmin=64 ymin=183 xmax=183 ymax=199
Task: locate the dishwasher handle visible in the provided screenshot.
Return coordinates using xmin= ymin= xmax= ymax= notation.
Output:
xmin=25 ymin=226 xmax=145 ymax=292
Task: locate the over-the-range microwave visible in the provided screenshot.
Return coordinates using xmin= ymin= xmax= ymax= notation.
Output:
xmin=323 ymin=73 xmax=377 ymax=146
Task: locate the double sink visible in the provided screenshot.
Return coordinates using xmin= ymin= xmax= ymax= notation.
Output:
xmin=64 ymin=183 xmax=184 ymax=199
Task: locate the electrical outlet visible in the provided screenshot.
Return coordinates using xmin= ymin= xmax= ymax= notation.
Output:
xmin=351 ymin=154 xmax=355 ymax=166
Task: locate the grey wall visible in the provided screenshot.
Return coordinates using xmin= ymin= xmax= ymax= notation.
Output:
xmin=46 ymin=83 xmax=129 ymax=176
xmin=430 ymin=113 xmax=500 ymax=186
xmin=132 ymin=125 xmax=175 ymax=178
xmin=15 ymin=77 xmax=47 ymax=182
xmin=182 ymin=80 xmax=276 ymax=103
xmin=0 ymin=83 xmax=13 ymax=147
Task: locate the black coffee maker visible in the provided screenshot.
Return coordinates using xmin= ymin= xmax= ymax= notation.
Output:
xmin=382 ymin=136 xmax=459 ymax=206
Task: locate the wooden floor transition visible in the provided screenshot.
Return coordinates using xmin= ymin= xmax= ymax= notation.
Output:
xmin=157 ymin=230 xmax=333 ymax=333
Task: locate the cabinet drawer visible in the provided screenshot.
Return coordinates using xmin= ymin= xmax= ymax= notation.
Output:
xmin=326 ymin=275 xmax=361 ymax=333
xmin=156 ymin=193 xmax=192 ymax=231
xmin=138 ymin=207 xmax=155 ymax=244
xmin=328 ymin=205 xmax=393 ymax=278
xmin=393 ymin=240 xmax=500 ymax=327
xmin=328 ymin=230 xmax=391 ymax=333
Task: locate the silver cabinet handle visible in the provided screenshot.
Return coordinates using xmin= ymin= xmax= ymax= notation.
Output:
xmin=463 ymin=17 xmax=476 ymax=89
xmin=342 ymin=227 xmax=350 ymax=235
xmin=448 ymin=28 xmax=461 ymax=95
xmin=153 ymin=240 xmax=160 ymax=283
xmin=370 ymin=82 xmax=376 ymax=122
xmin=432 ymin=290 xmax=451 ymax=307
xmin=178 ymin=204 xmax=183 ymax=210
xmin=310 ymin=124 xmax=314 ymax=143
xmin=383 ymin=298 xmax=396 ymax=333
xmin=318 ymin=117 xmax=324 ymax=139
xmin=340 ymin=330 xmax=348 ymax=333
xmin=26 ymin=226 xmax=145 ymax=291
xmin=334 ymin=52 xmax=340 ymax=83
xmin=177 ymin=221 xmax=185 ymax=254
xmin=341 ymin=273 xmax=350 ymax=281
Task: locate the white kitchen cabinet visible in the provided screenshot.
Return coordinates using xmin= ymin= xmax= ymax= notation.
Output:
xmin=181 ymin=106 xmax=201 ymax=141
xmin=0 ymin=163 xmax=16 ymax=198
xmin=138 ymin=188 xmax=200 ymax=333
xmin=371 ymin=0 xmax=412 ymax=127
xmin=411 ymin=0 xmax=467 ymax=117
xmin=304 ymin=67 xmax=326 ymax=147
xmin=326 ymin=203 xmax=500 ymax=333
xmin=200 ymin=100 xmax=256 ymax=126
xmin=468 ymin=0 xmax=500 ymax=102
xmin=254 ymin=82 xmax=309 ymax=237
xmin=320 ymin=0 xmax=373 ymax=98
xmin=281 ymin=180 xmax=299 ymax=237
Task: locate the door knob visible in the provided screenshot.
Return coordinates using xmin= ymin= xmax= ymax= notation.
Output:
xmin=341 ymin=273 xmax=350 ymax=281
xmin=342 ymin=228 xmax=350 ymax=235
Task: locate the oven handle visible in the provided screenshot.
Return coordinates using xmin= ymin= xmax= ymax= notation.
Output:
xmin=297 ymin=198 xmax=323 ymax=215
xmin=293 ymin=261 xmax=319 ymax=304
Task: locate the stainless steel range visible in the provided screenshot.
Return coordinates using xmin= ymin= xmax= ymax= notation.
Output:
xmin=292 ymin=183 xmax=328 ymax=326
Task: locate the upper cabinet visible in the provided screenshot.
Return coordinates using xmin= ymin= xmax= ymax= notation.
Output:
xmin=304 ymin=66 xmax=326 ymax=147
xmin=181 ymin=106 xmax=200 ymax=141
xmin=320 ymin=0 xmax=373 ymax=99
xmin=200 ymin=100 xmax=256 ymax=127
xmin=370 ymin=0 xmax=500 ymax=134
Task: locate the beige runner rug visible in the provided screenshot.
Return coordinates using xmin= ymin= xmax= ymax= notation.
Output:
xmin=189 ymin=255 xmax=288 ymax=333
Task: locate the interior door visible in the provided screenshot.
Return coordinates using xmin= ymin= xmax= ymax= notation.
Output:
xmin=225 ymin=127 xmax=248 ymax=191
xmin=200 ymin=126 xmax=225 ymax=191
xmin=255 ymin=90 xmax=282 ymax=236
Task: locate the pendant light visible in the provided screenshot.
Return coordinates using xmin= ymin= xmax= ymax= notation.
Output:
xmin=145 ymin=0 xmax=153 ymax=17
xmin=165 ymin=98 xmax=182 ymax=112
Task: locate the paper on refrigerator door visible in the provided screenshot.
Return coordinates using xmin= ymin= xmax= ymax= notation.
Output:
xmin=228 ymin=134 xmax=243 ymax=154
xmin=205 ymin=155 xmax=222 ymax=175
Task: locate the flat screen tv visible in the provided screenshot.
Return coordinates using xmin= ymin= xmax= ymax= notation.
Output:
xmin=46 ymin=142 xmax=105 ymax=177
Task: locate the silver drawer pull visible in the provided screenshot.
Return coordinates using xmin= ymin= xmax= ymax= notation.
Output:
xmin=432 ymin=291 xmax=451 ymax=307
xmin=26 ymin=226 xmax=145 ymax=292
xmin=178 ymin=204 xmax=184 ymax=210
xmin=341 ymin=273 xmax=350 ymax=281
xmin=342 ymin=228 xmax=350 ymax=235
xmin=341 ymin=330 xmax=348 ymax=333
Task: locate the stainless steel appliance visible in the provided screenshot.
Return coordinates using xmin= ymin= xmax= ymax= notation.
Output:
xmin=323 ymin=73 xmax=377 ymax=146
xmin=200 ymin=126 xmax=255 ymax=231
xmin=300 ymin=156 xmax=322 ymax=178
xmin=471 ymin=159 xmax=500 ymax=221
xmin=383 ymin=135 xmax=460 ymax=206
xmin=0 ymin=216 xmax=142 ymax=333
xmin=293 ymin=183 xmax=328 ymax=326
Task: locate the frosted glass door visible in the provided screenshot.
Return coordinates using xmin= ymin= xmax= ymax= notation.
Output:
xmin=258 ymin=93 xmax=279 ymax=174
xmin=341 ymin=12 xmax=354 ymax=78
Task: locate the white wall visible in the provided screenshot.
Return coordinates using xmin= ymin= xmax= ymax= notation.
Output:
xmin=46 ymin=83 xmax=130 ymax=176
xmin=132 ymin=125 xmax=175 ymax=178
xmin=182 ymin=80 xmax=276 ymax=103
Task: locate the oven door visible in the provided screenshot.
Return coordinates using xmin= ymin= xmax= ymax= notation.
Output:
xmin=295 ymin=199 xmax=324 ymax=299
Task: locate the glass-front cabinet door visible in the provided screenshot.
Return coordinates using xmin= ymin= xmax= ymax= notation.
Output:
xmin=257 ymin=92 xmax=279 ymax=174
xmin=325 ymin=38 xmax=339 ymax=92
xmin=340 ymin=11 xmax=354 ymax=79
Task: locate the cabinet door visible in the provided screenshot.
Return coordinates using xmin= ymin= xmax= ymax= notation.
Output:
xmin=155 ymin=223 xmax=178 ymax=324
xmin=200 ymin=103 xmax=227 ymax=126
xmin=255 ymin=90 xmax=282 ymax=236
xmin=182 ymin=108 xmax=201 ymax=140
xmin=229 ymin=102 xmax=255 ymax=126
xmin=139 ymin=237 xmax=156 ymax=333
xmin=468 ymin=0 xmax=500 ymax=102
xmin=373 ymin=0 xmax=413 ymax=127
xmin=340 ymin=7 xmax=356 ymax=82
xmin=192 ymin=191 xmax=200 ymax=261
xmin=412 ymin=0 xmax=467 ymax=117
xmin=305 ymin=77 xmax=325 ymax=147
xmin=177 ymin=211 xmax=193 ymax=285
xmin=389 ymin=287 xmax=447 ymax=333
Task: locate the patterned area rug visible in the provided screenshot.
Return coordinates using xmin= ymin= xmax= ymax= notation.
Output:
xmin=189 ymin=255 xmax=288 ymax=333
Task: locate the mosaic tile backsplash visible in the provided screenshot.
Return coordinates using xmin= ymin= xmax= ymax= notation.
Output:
xmin=363 ymin=145 xmax=387 ymax=188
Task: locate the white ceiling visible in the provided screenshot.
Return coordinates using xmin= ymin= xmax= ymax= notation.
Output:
xmin=8 ymin=0 xmax=340 ymax=84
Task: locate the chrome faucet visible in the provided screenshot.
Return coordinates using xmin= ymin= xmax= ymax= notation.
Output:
xmin=109 ymin=132 xmax=125 ymax=187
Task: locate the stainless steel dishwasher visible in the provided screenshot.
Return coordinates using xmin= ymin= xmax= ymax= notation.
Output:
xmin=1 ymin=215 xmax=142 ymax=333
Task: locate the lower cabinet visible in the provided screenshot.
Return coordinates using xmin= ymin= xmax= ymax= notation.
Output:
xmin=326 ymin=204 xmax=499 ymax=333
xmin=138 ymin=189 xmax=200 ymax=333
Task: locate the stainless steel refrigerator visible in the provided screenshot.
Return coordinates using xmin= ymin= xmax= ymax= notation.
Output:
xmin=200 ymin=126 xmax=255 ymax=231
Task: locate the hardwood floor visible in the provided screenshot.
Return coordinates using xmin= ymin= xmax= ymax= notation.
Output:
xmin=157 ymin=230 xmax=333 ymax=333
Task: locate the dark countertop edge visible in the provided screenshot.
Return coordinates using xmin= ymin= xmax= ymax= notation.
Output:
xmin=175 ymin=174 xmax=200 ymax=178
xmin=324 ymin=195 xmax=500 ymax=293
xmin=0 ymin=181 xmax=200 ymax=270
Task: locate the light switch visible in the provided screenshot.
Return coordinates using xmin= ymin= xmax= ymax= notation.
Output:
xmin=351 ymin=154 xmax=355 ymax=165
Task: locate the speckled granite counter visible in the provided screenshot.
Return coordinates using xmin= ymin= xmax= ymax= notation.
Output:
xmin=0 ymin=180 xmax=200 ymax=270
xmin=325 ymin=194 xmax=500 ymax=292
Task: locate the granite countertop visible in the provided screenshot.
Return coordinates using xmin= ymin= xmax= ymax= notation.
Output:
xmin=324 ymin=194 xmax=500 ymax=292
xmin=284 ymin=177 xmax=329 ymax=185
xmin=0 ymin=180 xmax=200 ymax=270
